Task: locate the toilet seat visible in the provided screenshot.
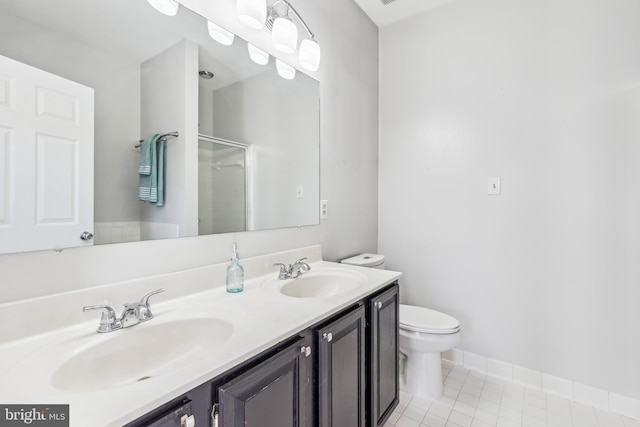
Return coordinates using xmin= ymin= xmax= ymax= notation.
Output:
xmin=399 ymin=304 xmax=460 ymax=334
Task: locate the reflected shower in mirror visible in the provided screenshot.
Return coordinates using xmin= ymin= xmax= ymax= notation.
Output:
xmin=0 ymin=0 xmax=320 ymax=255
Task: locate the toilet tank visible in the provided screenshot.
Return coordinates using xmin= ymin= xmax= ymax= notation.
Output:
xmin=341 ymin=253 xmax=385 ymax=269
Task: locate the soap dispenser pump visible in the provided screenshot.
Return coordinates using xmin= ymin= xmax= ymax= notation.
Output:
xmin=226 ymin=243 xmax=244 ymax=293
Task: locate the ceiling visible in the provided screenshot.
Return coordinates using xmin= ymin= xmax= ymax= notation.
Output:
xmin=352 ymin=0 xmax=455 ymax=27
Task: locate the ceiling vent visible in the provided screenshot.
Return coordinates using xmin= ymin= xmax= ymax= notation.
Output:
xmin=380 ymin=0 xmax=399 ymax=5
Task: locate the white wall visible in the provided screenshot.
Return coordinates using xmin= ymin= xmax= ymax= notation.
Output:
xmin=0 ymin=0 xmax=379 ymax=303
xmin=140 ymin=39 xmax=199 ymax=237
xmin=379 ymin=0 xmax=640 ymax=399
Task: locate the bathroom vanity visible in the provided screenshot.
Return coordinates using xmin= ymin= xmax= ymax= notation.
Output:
xmin=127 ymin=282 xmax=398 ymax=427
xmin=0 ymin=246 xmax=401 ymax=427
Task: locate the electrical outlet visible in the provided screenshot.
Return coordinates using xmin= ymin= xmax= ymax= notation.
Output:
xmin=320 ymin=200 xmax=328 ymax=219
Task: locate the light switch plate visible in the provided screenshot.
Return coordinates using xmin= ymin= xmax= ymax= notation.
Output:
xmin=488 ymin=177 xmax=501 ymax=195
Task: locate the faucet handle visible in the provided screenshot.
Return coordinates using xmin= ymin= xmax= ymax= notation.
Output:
xmin=83 ymin=304 xmax=121 ymax=333
xmin=274 ymin=263 xmax=290 ymax=279
xmin=137 ymin=289 xmax=164 ymax=322
xmin=294 ymin=257 xmax=311 ymax=271
xmin=140 ymin=288 xmax=164 ymax=307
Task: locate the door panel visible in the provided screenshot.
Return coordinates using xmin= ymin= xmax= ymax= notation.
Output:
xmin=0 ymin=54 xmax=94 ymax=254
xmin=369 ymin=284 xmax=400 ymax=427
xmin=317 ymin=305 xmax=366 ymax=427
xmin=218 ymin=337 xmax=311 ymax=427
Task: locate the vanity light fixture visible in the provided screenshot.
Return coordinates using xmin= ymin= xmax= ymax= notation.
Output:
xmin=146 ymin=0 xmax=179 ymax=16
xmin=237 ymin=0 xmax=267 ymax=30
xmin=271 ymin=13 xmax=297 ymax=54
xmin=248 ymin=43 xmax=270 ymax=65
xmin=298 ymin=38 xmax=321 ymax=72
xmin=207 ymin=21 xmax=235 ymax=46
xmin=236 ymin=0 xmax=321 ymax=73
xmin=276 ymin=58 xmax=296 ymax=80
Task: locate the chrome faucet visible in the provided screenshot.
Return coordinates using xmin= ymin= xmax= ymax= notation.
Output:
xmin=83 ymin=289 xmax=164 ymax=333
xmin=273 ymin=257 xmax=311 ymax=279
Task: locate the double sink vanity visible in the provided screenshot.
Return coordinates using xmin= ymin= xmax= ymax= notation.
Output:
xmin=0 ymin=246 xmax=401 ymax=426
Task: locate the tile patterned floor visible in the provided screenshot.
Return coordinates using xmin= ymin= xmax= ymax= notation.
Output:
xmin=385 ymin=361 xmax=640 ymax=427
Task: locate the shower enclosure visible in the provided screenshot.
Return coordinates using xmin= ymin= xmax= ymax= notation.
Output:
xmin=197 ymin=135 xmax=249 ymax=234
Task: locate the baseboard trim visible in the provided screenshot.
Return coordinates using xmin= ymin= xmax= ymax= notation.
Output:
xmin=442 ymin=348 xmax=640 ymax=421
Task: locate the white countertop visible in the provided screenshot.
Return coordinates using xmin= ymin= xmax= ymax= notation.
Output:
xmin=0 ymin=246 xmax=401 ymax=426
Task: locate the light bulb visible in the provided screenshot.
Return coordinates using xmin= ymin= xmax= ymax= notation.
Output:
xmin=272 ymin=16 xmax=297 ymax=54
xmin=299 ymin=38 xmax=321 ymax=72
xmin=207 ymin=21 xmax=235 ymax=46
xmin=276 ymin=59 xmax=296 ymax=80
xmin=237 ymin=0 xmax=266 ymax=30
xmin=248 ymin=43 xmax=269 ymax=65
xmin=147 ymin=0 xmax=179 ymax=16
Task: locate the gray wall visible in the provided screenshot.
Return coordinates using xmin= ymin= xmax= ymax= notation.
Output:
xmin=0 ymin=12 xmax=142 ymax=224
xmin=379 ymin=0 xmax=640 ymax=399
xmin=0 ymin=0 xmax=379 ymax=302
xmin=210 ymin=71 xmax=319 ymax=230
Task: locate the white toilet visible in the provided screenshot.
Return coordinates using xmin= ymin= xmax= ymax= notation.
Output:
xmin=399 ymin=304 xmax=461 ymax=399
xmin=341 ymin=253 xmax=462 ymax=400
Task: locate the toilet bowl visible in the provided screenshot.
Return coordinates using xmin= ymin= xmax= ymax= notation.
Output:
xmin=339 ymin=254 xmax=461 ymax=400
xmin=399 ymin=304 xmax=461 ymax=399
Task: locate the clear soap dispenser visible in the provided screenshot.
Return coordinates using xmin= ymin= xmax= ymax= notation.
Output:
xmin=226 ymin=243 xmax=244 ymax=293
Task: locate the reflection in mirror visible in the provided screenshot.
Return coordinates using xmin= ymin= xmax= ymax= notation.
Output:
xmin=0 ymin=0 xmax=320 ymax=255
xmin=198 ymin=136 xmax=247 ymax=235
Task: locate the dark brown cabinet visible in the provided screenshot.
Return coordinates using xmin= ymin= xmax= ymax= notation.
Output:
xmin=317 ymin=305 xmax=366 ymax=427
xmin=216 ymin=336 xmax=313 ymax=427
xmin=368 ymin=284 xmax=399 ymax=427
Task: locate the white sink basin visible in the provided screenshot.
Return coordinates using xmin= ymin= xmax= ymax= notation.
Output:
xmin=51 ymin=317 xmax=233 ymax=392
xmin=262 ymin=268 xmax=368 ymax=298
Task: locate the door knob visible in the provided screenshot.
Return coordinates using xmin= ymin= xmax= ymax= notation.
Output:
xmin=80 ymin=231 xmax=94 ymax=241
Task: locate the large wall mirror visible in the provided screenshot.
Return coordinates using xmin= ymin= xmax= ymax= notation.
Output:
xmin=0 ymin=0 xmax=320 ymax=255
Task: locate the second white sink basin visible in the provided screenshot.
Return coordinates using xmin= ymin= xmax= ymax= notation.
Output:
xmin=262 ymin=268 xmax=368 ymax=298
xmin=51 ymin=317 xmax=233 ymax=392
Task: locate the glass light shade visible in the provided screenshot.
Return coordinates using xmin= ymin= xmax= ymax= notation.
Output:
xmin=147 ymin=0 xmax=179 ymax=16
xmin=237 ymin=0 xmax=266 ymax=30
xmin=299 ymin=38 xmax=321 ymax=72
xmin=276 ymin=59 xmax=296 ymax=80
xmin=272 ymin=16 xmax=298 ymax=54
xmin=207 ymin=21 xmax=235 ymax=46
xmin=248 ymin=43 xmax=269 ymax=65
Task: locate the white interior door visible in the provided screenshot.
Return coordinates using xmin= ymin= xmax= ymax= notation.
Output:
xmin=0 ymin=54 xmax=94 ymax=254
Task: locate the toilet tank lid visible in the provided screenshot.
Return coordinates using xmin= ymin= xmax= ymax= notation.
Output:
xmin=399 ymin=304 xmax=460 ymax=334
xmin=341 ymin=253 xmax=385 ymax=267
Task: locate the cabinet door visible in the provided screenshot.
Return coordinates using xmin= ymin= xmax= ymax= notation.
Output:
xmin=217 ymin=337 xmax=312 ymax=427
xmin=317 ymin=305 xmax=366 ymax=427
xmin=369 ymin=283 xmax=399 ymax=426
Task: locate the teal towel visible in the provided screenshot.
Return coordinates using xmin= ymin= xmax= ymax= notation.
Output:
xmin=138 ymin=134 xmax=157 ymax=176
xmin=155 ymin=138 xmax=165 ymax=206
xmin=138 ymin=134 xmax=165 ymax=205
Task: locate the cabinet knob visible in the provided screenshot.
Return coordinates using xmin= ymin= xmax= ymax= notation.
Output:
xmin=300 ymin=345 xmax=312 ymax=357
xmin=375 ymin=301 xmax=383 ymax=309
xmin=323 ymin=332 xmax=333 ymax=342
xmin=180 ymin=414 xmax=195 ymax=427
